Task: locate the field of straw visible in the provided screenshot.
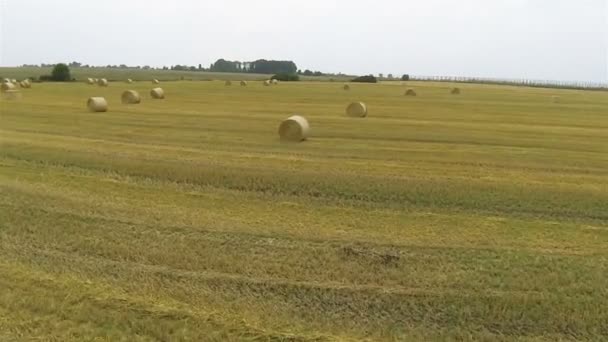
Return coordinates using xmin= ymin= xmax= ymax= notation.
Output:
xmin=1 ymin=78 xmax=607 ymax=341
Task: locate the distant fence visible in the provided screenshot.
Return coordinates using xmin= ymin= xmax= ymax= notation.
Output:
xmin=409 ymin=75 xmax=608 ymax=91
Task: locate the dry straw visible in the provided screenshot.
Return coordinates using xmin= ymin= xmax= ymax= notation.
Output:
xmin=405 ymin=88 xmax=417 ymax=96
xmin=2 ymin=78 xmax=9 ymax=83
xmin=11 ymin=79 xmax=17 ymax=84
xmin=98 ymin=78 xmax=109 ymax=87
xmin=150 ymin=87 xmax=165 ymax=99
xmin=86 ymin=78 xmax=95 ymax=85
xmin=451 ymin=87 xmax=461 ymax=95
xmin=87 ymin=97 xmax=108 ymax=112
xmin=279 ymin=115 xmax=310 ymax=142
xmin=152 ymin=79 xmax=160 ymax=84
xmin=2 ymin=90 xmax=21 ymax=100
xmin=121 ymin=90 xmax=141 ymax=104
xmin=263 ymin=80 xmax=271 ymax=86
xmin=1 ymin=82 xmax=16 ymax=92
xmin=22 ymin=79 xmax=31 ymax=88
xmin=240 ymin=80 xmax=248 ymax=86
xmin=225 ymin=80 xmax=232 ymax=86
xmin=346 ymin=102 xmax=368 ymax=117
xmin=343 ymin=84 xmax=350 ymax=91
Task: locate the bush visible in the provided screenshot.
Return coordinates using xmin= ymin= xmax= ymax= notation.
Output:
xmin=271 ymin=73 xmax=300 ymax=82
xmin=401 ymin=74 xmax=410 ymax=81
xmin=351 ymin=75 xmax=377 ymax=83
xmin=51 ymin=63 xmax=71 ymax=81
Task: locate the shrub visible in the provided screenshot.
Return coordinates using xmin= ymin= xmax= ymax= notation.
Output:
xmin=271 ymin=73 xmax=300 ymax=82
xmin=51 ymin=63 xmax=72 ymax=81
xmin=351 ymin=75 xmax=377 ymax=83
xmin=401 ymin=74 xmax=410 ymax=81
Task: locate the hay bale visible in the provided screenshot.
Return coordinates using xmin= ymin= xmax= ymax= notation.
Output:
xmin=1 ymin=82 xmax=16 ymax=92
xmin=11 ymin=79 xmax=17 ymax=84
xmin=94 ymin=78 xmax=99 ymax=83
xmin=346 ymin=102 xmax=368 ymax=117
xmin=86 ymin=78 xmax=95 ymax=85
xmin=152 ymin=79 xmax=160 ymax=84
xmin=263 ymin=80 xmax=271 ymax=86
xmin=87 ymin=97 xmax=108 ymax=112
xmin=451 ymin=87 xmax=461 ymax=95
xmin=126 ymin=79 xmax=133 ymax=84
xmin=405 ymin=88 xmax=417 ymax=96
xmin=552 ymin=96 xmax=560 ymax=103
xmin=97 ymin=78 xmax=108 ymax=87
xmin=150 ymin=87 xmax=164 ymax=99
xmin=240 ymin=80 xmax=248 ymax=86
xmin=271 ymin=79 xmax=278 ymax=85
xmin=121 ymin=90 xmax=141 ymax=104
xmin=20 ymin=79 xmax=31 ymax=89
xmin=343 ymin=84 xmax=350 ymax=91
xmin=2 ymin=78 xmax=10 ymax=83
xmin=278 ymin=115 xmax=310 ymax=142
xmin=2 ymin=90 xmax=21 ymax=100
xmin=225 ymin=80 xmax=232 ymax=86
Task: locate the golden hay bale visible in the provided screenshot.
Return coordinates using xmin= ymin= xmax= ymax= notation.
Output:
xmin=86 ymin=78 xmax=95 ymax=85
xmin=552 ymin=96 xmax=560 ymax=103
xmin=87 ymin=97 xmax=108 ymax=112
xmin=152 ymin=79 xmax=160 ymax=84
xmin=271 ymin=79 xmax=278 ymax=85
xmin=451 ymin=87 xmax=461 ymax=95
xmin=2 ymin=90 xmax=22 ymax=100
xmin=121 ymin=90 xmax=141 ymax=104
xmin=225 ymin=80 xmax=232 ymax=86
xmin=346 ymin=102 xmax=368 ymax=117
xmin=240 ymin=80 xmax=248 ymax=86
xmin=2 ymin=78 xmax=10 ymax=83
xmin=1 ymin=82 xmax=16 ymax=92
xmin=126 ymin=79 xmax=133 ymax=84
xmin=263 ymin=80 xmax=271 ymax=86
xmin=11 ymin=79 xmax=17 ymax=84
xmin=150 ymin=87 xmax=165 ymax=99
xmin=343 ymin=84 xmax=351 ymax=90
xmin=405 ymin=88 xmax=417 ymax=96
xmin=98 ymin=78 xmax=108 ymax=87
xmin=278 ymin=115 xmax=310 ymax=142
xmin=20 ymin=80 xmax=31 ymax=88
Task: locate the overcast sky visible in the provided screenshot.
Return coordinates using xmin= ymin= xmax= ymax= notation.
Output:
xmin=1 ymin=0 xmax=606 ymax=82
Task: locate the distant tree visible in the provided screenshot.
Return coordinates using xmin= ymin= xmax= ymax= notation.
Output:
xmin=303 ymin=69 xmax=313 ymax=76
xmin=313 ymin=71 xmax=323 ymax=76
xmin=50 ymin=63 xmax=71 ymax=81
xmin=401 ymin=74 xmax=410 ymax=81
xmin=351 ymin=75 xmax=377 ymax=83
xmin=388 ymin=74 xmax=393 ymax=79
xmin=379 ymin=73 xmax=384 ymax=79
xmin=198 ymin=64 xmax=202 ymax=70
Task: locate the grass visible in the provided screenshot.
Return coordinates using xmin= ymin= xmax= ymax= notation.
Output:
xmin=1 ymin=79 xmax=607 ymax=341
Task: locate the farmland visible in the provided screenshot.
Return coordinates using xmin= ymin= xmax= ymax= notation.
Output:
xmin=1 ymin=78 xmax=607 ymax=341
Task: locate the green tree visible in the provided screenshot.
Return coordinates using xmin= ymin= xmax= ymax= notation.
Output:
xmin=51 ymin=63 xmax=71 ymax=81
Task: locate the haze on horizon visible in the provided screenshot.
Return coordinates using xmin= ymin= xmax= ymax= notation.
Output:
xmin=0 ymin=0 xmax=606 ymax=83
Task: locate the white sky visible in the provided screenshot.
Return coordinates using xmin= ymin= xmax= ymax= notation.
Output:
xmin=0 ymin=0 xmax=607 ymax=82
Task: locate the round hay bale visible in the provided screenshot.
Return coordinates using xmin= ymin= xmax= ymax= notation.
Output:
xmin=121 ymin=90 xmax=141 ymax=104
xmin=2 ymin=90 xmax=22 ymax=100
xmin=152 ymin=79 xmax=160 ymax=84
xmin=87 ymin=97 xmax=108 ymax=112
xmin=552 ymin=96 xmax=560 ymax=103
xmin=2 ymin=78 xmax=10 ymax=83
xmin=1 ymin=82 xmax=16 ymax=92
xmin=405 ymin=88 xmax=417 ymax=96
xmin=86 ymin=78 xmax=95 ymax=85
xmin=343 ymin=84 xmax=350 ymax=91
xmin=263 ymin=80 xmax=271 ymax=86
xmin=240 ymin=80 xmax=248 ymax=86
xmin=451 ymin=87 xmax=461 ymax=95
xmin=126 ymin=79 xmax=133 ymax=84
xmin=11 ymin=79 xmax=17 ymax=84
xmin=97 ymin=78 xmax=108 ymax=87
xmin=150 ymin=87 xmax=164 ymax=99
xmin=278 ymin=115 xmax=310 ymax=142
xmin=346 ymin=102 xmax=368 ymax=118
xmin=225 ymin=80 xmax=232 ymax=86
xmin=271 ymin=79 xmax=278 ymax=85
xmin=94 ymin=78 xmax=99 ymax=83
xmin=23 ymin=79 xmax=32 ymax=88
